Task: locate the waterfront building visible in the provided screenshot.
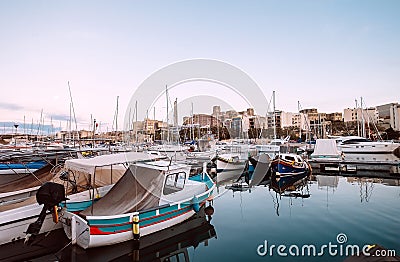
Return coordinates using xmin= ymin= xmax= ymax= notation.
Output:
xmin=343 ymin=107 xmax=378 ymax=123
xmin=376 ymin=103 xmax=400 ymax=131
xmin=182 ymin=114 xmax=220 ymax=127
xmin=326 ymin=112 xmax=343 ymax=122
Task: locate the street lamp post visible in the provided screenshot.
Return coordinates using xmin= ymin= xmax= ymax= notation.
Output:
xmin=14 ymin=124 xmax=19 ymax=146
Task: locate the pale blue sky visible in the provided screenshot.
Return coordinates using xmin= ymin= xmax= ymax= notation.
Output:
xmin=0 ymin=1 xmax=399 ymax=130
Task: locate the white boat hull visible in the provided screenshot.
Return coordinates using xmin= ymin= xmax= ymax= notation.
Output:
xmin=63 ymin=208 xmax=196 ymax=249
xmin=338 ymin=143 xmax=399 ymax=154
xmin=0 ymin=184 xmax=113 ymax=246
xmin=216 ymin=160 xmax=245 ymax=171
xmin=0 ymin=203 xmax=61 ymax=245
xmin=0 ymin=168 xmax=38 ymax=175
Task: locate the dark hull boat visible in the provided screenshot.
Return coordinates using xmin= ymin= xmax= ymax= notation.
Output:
xmin=248 ymin=153 xmax=311 ymax=188
xmin=269 ymin=153 xmax=311 ymax=189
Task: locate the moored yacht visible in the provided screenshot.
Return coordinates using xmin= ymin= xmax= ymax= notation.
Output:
xmin=332 ymin=136 xmax=399 ymax=154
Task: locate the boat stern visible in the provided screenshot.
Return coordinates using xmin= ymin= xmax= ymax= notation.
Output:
xmin=62 ymin=211 xmax=90 ymax=249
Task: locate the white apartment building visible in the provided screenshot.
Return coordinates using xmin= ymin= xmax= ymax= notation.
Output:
xmin=377 ymin=103 xmax=400 ymax=131
xmin=343 ymin=107 xmax=379 ymax=123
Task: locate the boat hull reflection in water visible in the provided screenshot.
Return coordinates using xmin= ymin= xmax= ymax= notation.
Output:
xmin=0 ymin=206 xmax=216 ymax=262
xmin=60 ymin=206 xmax=216 ymax=262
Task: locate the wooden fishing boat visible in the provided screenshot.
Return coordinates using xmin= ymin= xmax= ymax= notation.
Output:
xmin=270 ymin=153 xmax=311 ymax=190
xmin=61 ymin=160 xmax=215 ymax=249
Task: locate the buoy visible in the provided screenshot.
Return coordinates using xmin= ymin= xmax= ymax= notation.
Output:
xmin=191 ymin=196 xmax=200 ymax=212
xmin=204 ymin=205 xmax=214 ymax=216
xmin=132 ymin=214 xmax=140 ymax=240
xmin=52 ymin=206 xmax=59 ymax=223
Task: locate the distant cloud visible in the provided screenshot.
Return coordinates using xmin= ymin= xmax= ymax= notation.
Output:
xmin=50 ymin=113 xmax=71 ymax=122
xmin=0 ymin=102 xmax=24 ymax=111
xmin=0 ymin=121 xmax=61 ymax=135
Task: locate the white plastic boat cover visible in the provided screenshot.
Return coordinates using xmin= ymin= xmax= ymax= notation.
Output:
xmin=311 ymin=139 xmax=341 ymax=157
xmin=64 ymin=152 xmax=160 ymax=175
xmin=80 ymin=165 xmax=164 ymax=216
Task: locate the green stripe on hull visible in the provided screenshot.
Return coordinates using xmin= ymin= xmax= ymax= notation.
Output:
xmin=140 ymin=205 xmax=192 ymax=227
xmin=159 ymin=204 xmax=178 ymax=214
xmin=88 ymin=216 xmax=130 ymax=226
xmin=89 ymin=205 xmax=193 ymax=234
xmin=139 ymin=210 xmax=157 ymax=220
xmin=61 ymin=200 xmax=98 ymax=212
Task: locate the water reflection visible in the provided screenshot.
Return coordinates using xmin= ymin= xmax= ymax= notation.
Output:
xmin=269 ymin=172 xmax=311 ymax=217
xmin=0 ymin=206 xmax=216 ymax=262
xmin=221 ymin=168 xmax=313 ymax=217
xmin=60 ymin=206 xmax=216 ymax=261
xmin=2 ymin=167 xmax=400 ymax=261
xmin=317 ymin=176 xmax=339 ymax=188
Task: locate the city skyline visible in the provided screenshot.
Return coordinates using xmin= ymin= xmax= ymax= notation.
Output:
xmin=1 ymin=99 xmax=398 ymax=135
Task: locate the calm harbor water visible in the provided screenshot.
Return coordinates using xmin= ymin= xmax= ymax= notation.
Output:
xmin=202 ymin=175 xmax=400 ymax=262
xmin=1 ymin=171 xmax=399 ymax=261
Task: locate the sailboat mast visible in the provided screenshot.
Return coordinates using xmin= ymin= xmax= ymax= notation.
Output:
xmin=216 ymin=108 xmax=219 ymax=141
xmin=191 ymin=102 xmax=194 ymax=141
xmin=273 ymin=91 xmax=276 ymax=139
xmin=166 ymin=85 xmax=169 ymax=143
xmin=355 ymin=99 xmax=360 ymax=137
xmin=116 ymin=96 xmax=119 ymax=133
xmin=135 ymin=101 xmax=138 ymax=145
xmin=68 ymin=81 xmax=80 ymax=146
xmin=360 ymin=97 xmax=365 ymax=138
xmin=298 ymin=101 xmax=301 ymax=141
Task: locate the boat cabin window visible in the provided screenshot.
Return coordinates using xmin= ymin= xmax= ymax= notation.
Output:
xmin=341 ymin=138 xmax=370 ymax=144
xmin=284 ymin=155 xmax=296 ymax=162
xmin=163 ymin=172 xmax=186 ymax=195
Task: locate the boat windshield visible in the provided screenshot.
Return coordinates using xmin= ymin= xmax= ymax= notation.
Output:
xmin=342 ymin=138 xmax=371 ymax=144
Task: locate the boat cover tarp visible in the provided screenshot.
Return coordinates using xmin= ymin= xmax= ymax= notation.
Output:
xmin=80 ymin=165 xmax=164 ymax=216
xmin=249 ymin=154 xmax=270 ymax=187
xmin=311 ymin=139 xmax=341 ymax=157
xmin=0 ymin=160 xmax=54 ymax=193
xmin=64 ymin=152 xmax=160 ymax=175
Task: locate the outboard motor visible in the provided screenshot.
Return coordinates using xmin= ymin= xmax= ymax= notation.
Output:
xmin=25 ymin=182 xmax=67 ymax=243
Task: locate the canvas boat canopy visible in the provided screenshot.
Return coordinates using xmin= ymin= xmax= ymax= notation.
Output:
xmin=64 ymin=152 xmax=162 ymax=175
xmin=62 ymin=152 xmax=164 ymax=189
xmin=80 ymin=165 xmax=164 ymax=216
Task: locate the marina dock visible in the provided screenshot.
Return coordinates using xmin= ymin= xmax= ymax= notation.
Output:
xmin=308 ymin=159 xmax=400 ymax=178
